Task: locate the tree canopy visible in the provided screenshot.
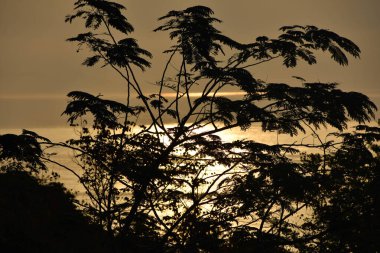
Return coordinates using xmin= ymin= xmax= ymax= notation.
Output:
xmin=0 ymin=1 xmax=379 ymax=252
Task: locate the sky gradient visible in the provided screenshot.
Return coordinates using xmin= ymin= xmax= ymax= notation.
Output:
xmin=1 ymin=0 xmax=379 ymax=128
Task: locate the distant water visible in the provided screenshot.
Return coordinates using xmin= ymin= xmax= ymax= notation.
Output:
xmin=0 ymin=122 xmax=376 ymax=194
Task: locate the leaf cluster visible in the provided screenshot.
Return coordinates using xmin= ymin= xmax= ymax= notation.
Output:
xmin=0 ymin=130 xmax=50 ymax=172
xmin=66 ymin=0 xmax=152 ymax=70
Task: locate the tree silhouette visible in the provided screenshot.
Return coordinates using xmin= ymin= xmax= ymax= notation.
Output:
xmin=303 ymin=126 xmax=380 ymax=252
xmin=1 ymin=1 xmax=378 ymax=252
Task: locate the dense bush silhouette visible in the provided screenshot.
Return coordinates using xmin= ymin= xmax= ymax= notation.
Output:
xmin=0 ymin=171 xmax=111 ymax=253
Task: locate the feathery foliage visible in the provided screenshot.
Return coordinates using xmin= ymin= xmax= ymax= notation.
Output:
xmin=2 ymin=1 xmax=378 ymax=252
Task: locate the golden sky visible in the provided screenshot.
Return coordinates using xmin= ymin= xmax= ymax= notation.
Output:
xmin=0 ymin=0 xmax=379 ymax=128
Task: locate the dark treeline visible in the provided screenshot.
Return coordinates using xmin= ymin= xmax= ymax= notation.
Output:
xmin=0 ymin=1 xmax=379 ymax=252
